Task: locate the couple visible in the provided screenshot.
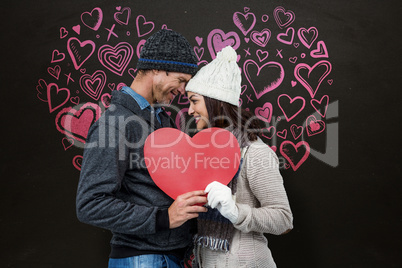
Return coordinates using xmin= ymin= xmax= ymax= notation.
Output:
xmin=76 ymin=29 xmax=293 ymax=268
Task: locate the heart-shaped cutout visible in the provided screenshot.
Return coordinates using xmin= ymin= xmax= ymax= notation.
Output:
xmin=144 ymin=127 xmax=240 ymax=200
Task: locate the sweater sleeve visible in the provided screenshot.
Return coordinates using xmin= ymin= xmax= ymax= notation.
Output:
xmin=76 ymin=120 xmax=168 ymax=235
xmin=234 ymin=141 xmax=293 ymax=235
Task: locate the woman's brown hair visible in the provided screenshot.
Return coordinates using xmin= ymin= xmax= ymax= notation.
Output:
xmin=203 ymin=96 xmax=262 ymax=145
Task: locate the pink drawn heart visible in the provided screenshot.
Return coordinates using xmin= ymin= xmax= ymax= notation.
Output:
xmin=291 ymin=81 xmax=297 ymax=87
xmin=72 ymin=155 xmax=83 ymax=171
xmin=47 ymin=65 xmax=61 ymax=80
xmin=255 ymin=102 xmax=273 ymax=123
xmin=233 ymin=11 xmax=256 ymax=36
xmin=114 ymin=7 xmax=131 ymax=25
xmin=243 ymin=59 xmax=284 ymax=99
xmin=51 ymin=49 xmax=65 ymax=63
xmin=256 ymin=49 xmax=269 ymax=62
xmin=277 ymin=27 xmax=295 ymax=45
xmin=195 ymin=36 xmax=203 ymax=46
xmin=293 ymin=43 xmax=299 ymax=48
xmin=60 ymin=27 xmax=68 ymax=39
xmin=116 ymin=83 xmax=126 ymax=91
xmin=273 ymin=6 xmax=295 ymax=29
xmin=136 ymin=15 xmax=155 ymax=37
xmin=310 ymin=40 xmax=329 ymax=58
xmin=298 ymin=27 xmax=318 ymax=49
xmin=81 ymin=7 xmax=103 ymax=31
xmin=136 ymin=39 xmax=146 ymax=58
xmin=193 ymin=46 xmax=204 ymax=61
xmin=79 ymin=70 xmax=107 ymax=100
xmin=294 ymin=60 xmax=332 ymax=98
xmin=47 ymin=83 xmax=71 ymax=113
xmin=144 ymin=127 xmax=240 ymax=200
xmin=178 ymin=95 xmax=190 ymax=105
xmin=311 ymin=95 xmax=329 ymax=117
xmin=277 ymin=129 xmax=287 ymax=139
xmin=327 ymin=79 xmax=333 ymax=85
xmin=70 ymin=96 xmax=80 ymax=105
xmin=67 ymin=37 xmax=96 ymax=70
xmin=290 ymin=124 xmax=303 ymax=140
xmin=101 ymin=93 xmax=112 ymax=108
xmin=108 ymin=83 xmax=116 ymax=91
xmin=80 ymin=68 xmax=86 ymax=74
xmin=36 ymin=79 xmax=48 ymax=102
xmin=280 ymin=141 xmax=310 ymax=171
xmin=277 ymin=94 xmax=305 ymax=122
xmin=250 ymin=29 xmax=271 ymax=47
xmin=72 ymin=25 xmax=81 ymax=35
xmin=161 ymin=24 xmax=171 ymax=30
xmin=262 ymin=126 xmax=276 ymax=139
xmin=98 ymin=42 xmax=134 ymax=76
xmin=269 ymin=145 xmax=277 ymax=153
xmin=306 ymin=115 xmax=326 ymax=136
xmin=128 ymin=68 xmax=137 ymax=79
xmin=207 ymin=29 xmax=240 ymax=59
xmin=289 ymin=56 xmax=297 ymax=64
xmin=55 ymin=102 xmax=101 ymax=143
xmin=62 ymin=137 xmax=74 ymax=150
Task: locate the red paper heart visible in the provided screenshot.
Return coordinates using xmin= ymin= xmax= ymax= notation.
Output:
xmin=144 ymin=127 xmax=240 ymax=200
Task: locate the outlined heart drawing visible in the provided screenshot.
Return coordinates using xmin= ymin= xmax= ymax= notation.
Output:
xmin=277 ymin=94 xmax=306 ymax=122
xmin=277 ymin=27 xmax=295 ymax=45
xmin=280 ymin=141 xmax=310 ymax=171
xmin=250 ymin=29 xmax=271 ymax=47
xmin=136 ymin=15 xmax=155 ymax=37
xmin=47 ymin=83 xmax=71 ymax=113
xmin=273 ymin=6 xmax=295 ymax=29
xmin=81 ymin=7 xmax=103 ymax=31
xmin=67 ymin=37 xmax=96 ymax=70
xmin=233 ymin=11 xmax=256 ymax=36
xmin=243 ymin=59 xmax=284 ymax=99
xmin=114 ymin=7 xmax=131 ymax=25
xmin=294 ymin=60 xmax=332 ymax=98
xmin=144 ymin=127 xmax=241 ymax=200
xmin=55 ymin=102 xmax=102 ymax=143
xmin=255 ymin=102 xmax=273 ymax=123
xmin=98 ymin=42 xmax=134 ymax=76
xmin=207 ymin=29 xmax=241 ymax=59
xmin=298 ymin=27 xmax=318 ymax=49
xmin=79 ymin=70 xmax=107 ymax=100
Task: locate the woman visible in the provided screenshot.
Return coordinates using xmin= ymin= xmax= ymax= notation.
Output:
xmin=185 ymin=46 xmax=293 ymax=267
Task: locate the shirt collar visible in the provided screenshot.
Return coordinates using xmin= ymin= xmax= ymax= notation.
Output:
xmin=121 ymin=86 xmax=163 ymax=114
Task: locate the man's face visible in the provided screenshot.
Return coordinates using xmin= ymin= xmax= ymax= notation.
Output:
xmin=152 ymin=71 xmax=192 ymax=105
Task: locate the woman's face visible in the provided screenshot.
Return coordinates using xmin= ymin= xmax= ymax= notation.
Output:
xmin=187 ymin=91 xmax=209 ymax=130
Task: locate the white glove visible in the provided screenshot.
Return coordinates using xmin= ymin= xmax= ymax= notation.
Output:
xmin=205 ymin=181 xmax=239 ymax=224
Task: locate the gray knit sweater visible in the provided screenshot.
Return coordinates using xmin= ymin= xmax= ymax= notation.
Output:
xmin=195 ymin=138 xmax=293 ymax=267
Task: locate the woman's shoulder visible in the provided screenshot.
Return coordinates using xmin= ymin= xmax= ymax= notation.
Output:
xmin=247 ymin=137 xmax=277 ymax=156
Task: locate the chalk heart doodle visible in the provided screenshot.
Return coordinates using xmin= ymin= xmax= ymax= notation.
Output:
xmin=277 ymin=27 xmax=295 ymax=45
xmin=144 ymin=127 xmax=240 ymax=200
xmin=47 ymin=65 xmax=61 ymax=80
xmin=298 ymin=27 xmax=319 ymax=49
xmin=114 ymin=7 xmax=131 ymax=25
xmin=55 ymin=103 xmax=102 ymax=143
xmin=81 ymin=7 xmax=103 ymax=31
xmin=290 ymin=124 xmax=303 ymax=140
xmin=262 ymin=126 xmax=276 ymax=139
xmin=98 ymin=42 xmax=134 ymax=76
xmin=62 ymin=137 xmax=74 ymax=150
xmin=193 ymin=46 xmax=204 ymax=61
xmin=47 ymin=83 xmax=71 ymax=113
xmin=273 ymin=6 xmax=295 ymax=29
xmin=277 ymin=94 xmax=306 ymax=122
xmin=277 ymin=129 xmax=287 ymax=139
xmin=250 ymin=29 xmax=271 ymax=47
xmin=306 ymin=115 xmax=326 ymax=136
xmin=72 ymin=155 xmax=83 ymax=171
xmin=207 ymin=29 xmax=241 ymax=60
xmin=60 ymin=27 xmax=68 ymax=39
xmin=255 ymin=102 xmax=273 ymax=123
xmin=67 ymin=37 xmax=96 ymax=70
xmin=311 ymin=95 xmax=329 ymax=117
xmin=79 ymin=70 xmax=107 ymax=101
xmin=136 ymin=15 xmax=155 ymax=37
xmin=36 ymin=79 xmax=48 ymax=102
xmin=294 ymin=60 xmax=332 ymax=98
xmin=51 ymin=49 xmax=65 ymax=63
xmin=233 ymin=11 xmax=256 ymax=36
xmin=310 ymin=40 xmax=329 ymax=58
xmin=280 ymin=141 xmax=310 ymax=171
xmin=256 ymin=49 xmax=269 ymax=62
xmin=243 ymin=59 xmax=284 ymax=99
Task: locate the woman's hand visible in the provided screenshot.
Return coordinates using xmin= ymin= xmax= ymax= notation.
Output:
xmin=205 ymin=181 xmax=238 ymax=223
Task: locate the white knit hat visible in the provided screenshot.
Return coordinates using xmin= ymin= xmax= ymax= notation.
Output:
xmin=186 ymin=46 xmax=241 ymax=106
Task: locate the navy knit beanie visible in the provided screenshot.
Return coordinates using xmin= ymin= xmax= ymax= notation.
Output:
xmin=136 ymin=29 xmax=198 ymax=76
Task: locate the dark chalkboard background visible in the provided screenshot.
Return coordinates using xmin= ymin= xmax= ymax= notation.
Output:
xmin=1 ymin=0 xmax=401 ymax=267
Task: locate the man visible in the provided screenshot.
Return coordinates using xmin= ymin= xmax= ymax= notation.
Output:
xmin=76 ymin=29 xmax=207 ymax=268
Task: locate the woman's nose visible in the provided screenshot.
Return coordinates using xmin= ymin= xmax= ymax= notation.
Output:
xmin=188 ymin=105 xmax=194 ymax=115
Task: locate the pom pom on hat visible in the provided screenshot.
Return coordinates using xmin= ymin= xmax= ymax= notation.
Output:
xmin=186 ymin=46 xmax=241 ymax=106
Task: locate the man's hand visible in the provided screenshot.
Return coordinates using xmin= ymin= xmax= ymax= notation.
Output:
xmin=168 ymin=190 xmax=208 ymax=229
